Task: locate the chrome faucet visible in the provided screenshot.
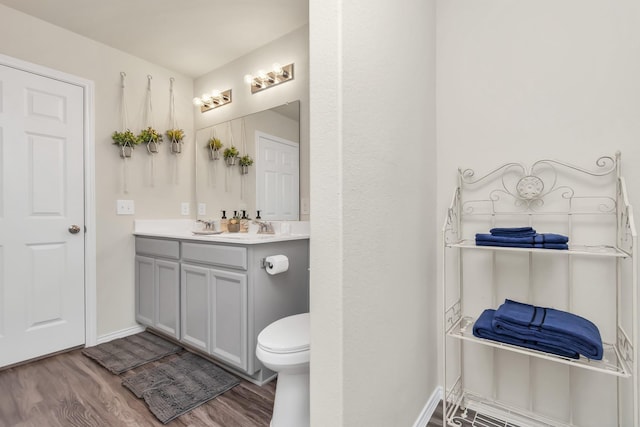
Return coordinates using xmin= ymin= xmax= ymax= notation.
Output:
xmin=197 ymin=219 xmax=216 ymax=230
xmin=253 ymin=219 xmax=275 ymax=234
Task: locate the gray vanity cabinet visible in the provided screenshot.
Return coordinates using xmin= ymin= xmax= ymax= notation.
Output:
xmin=135 ymin=235 xmax=309 ymax=384
xmin=180 ymin=260 xmax=248 ymax=371
xmin=134 ymin=238 xmax=180 ymax=339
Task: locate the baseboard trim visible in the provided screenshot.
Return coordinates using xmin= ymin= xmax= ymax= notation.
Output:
xmin=94 ymin=325 xmax=146 ymax=346
xmin=412 ymin=385 xmax=443 ymax=427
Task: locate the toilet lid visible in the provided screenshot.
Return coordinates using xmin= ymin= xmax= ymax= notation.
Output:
xmin=258 ymin=313 xmax=309 ymax=354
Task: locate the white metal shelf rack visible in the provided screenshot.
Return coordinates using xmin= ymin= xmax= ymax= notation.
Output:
xmin=441 ymin=153 xmax=637 ymax=427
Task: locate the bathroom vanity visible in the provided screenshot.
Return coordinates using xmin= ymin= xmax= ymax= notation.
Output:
xmin=134 ymin=221 xmax=309 ymax=384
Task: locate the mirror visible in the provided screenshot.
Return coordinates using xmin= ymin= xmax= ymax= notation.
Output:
xmin=195 ymin=101 xmax=301 ymax=221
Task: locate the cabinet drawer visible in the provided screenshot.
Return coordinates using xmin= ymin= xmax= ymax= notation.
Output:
xmin=182 ymin=242 xmax=247 ymax=270
xmin=136 ymin=237 xmax=180 ymax=259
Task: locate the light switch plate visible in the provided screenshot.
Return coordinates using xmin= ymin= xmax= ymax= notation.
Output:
xmin=198 ymin=203 xmax=206 ymax=216
xmin=181 ymin=202 xmax=190 ymax=216
xmin=116 ymin=199 xmax=134 ymax=215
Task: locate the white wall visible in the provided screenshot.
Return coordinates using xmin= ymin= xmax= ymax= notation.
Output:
xmin=194 ymin=26 xmax=309 ymax=221
xmin=437 ymin=1 xmax=640 ymax=424
xmin=0 ymin=4 xmax=195 ymax=337
xmin=309 ymin=1 xmax=438 ymax=426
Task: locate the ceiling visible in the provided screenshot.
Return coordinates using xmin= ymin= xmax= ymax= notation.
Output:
xmin=0 ymin=0 xmax=308 ymax=78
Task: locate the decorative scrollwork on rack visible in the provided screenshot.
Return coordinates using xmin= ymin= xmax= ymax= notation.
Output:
xmin=458 ymin=154 xmax=618 ymax=215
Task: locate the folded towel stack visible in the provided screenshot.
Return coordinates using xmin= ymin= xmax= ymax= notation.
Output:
xmin=472 ymin=299 xmax=603 ymax=360
xmin=475 ymin=227 xmax=569 ymax=250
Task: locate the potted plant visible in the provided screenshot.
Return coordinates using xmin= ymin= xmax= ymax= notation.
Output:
xmin=139 ymin=126 xmax=163 ymax=154
xmin=112 ymin=129 xmax=140 ymax=158
xmin=166 ymin=128 xmax=185 ymax=153
xmin=223 ymin=146 xmax=239 ymax=166
xmin=239 ymin=154 xmax=254 ymax=174
xmin=207 ymin=137 xmax=223 ymax=160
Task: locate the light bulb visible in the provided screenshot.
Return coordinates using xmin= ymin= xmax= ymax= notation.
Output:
xmin=257 ymin=70 xmax=267 ymax=80
xmin=273 ymin=63 xmax=283 ymax=75
xmin=201 ymin=93 xmax=210 ymax=101
xmin=211 ymin=89 xmax=221 ymax=98
xmin=244 ymin=74 xmax=254 ymax=85
xmin=192 ymin=97 xmax=203 ymax=106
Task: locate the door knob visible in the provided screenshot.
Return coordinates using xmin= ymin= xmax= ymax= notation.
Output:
xmin=68 ymin=225 xmax=81 ymax=234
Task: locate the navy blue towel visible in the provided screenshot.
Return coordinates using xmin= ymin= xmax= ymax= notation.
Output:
xmin=475 ymin=233 xmax=569 ymax=250
xmin=489 ymin=227 xmax=537 ymax=237
xmin=475 ymin=241 xmax=569 ymax=250
xmin=475 ymin=233 xmax=569 ymax=244
xmin=472 ymin=309 xmax=579 ymax=359
xmin=492 ymin=299 xmax=603 ymax=360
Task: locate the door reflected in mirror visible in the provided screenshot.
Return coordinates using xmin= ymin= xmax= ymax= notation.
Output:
xmin=195 ymin=101 xmax=300 ymax=221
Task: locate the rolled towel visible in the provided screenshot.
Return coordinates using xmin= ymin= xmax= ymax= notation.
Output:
xmin=492 ymin=299 xmax=603 ymax=360
xmin=472 ymin=309 xmax=579 ymax=359
xmin=490 ymin=227 xmax=537 ymax=237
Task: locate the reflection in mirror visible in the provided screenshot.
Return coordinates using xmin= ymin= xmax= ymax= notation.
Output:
xmin=195 ymin=101 xmax=300 ymax=221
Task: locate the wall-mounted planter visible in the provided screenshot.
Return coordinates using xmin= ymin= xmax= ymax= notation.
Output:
xmin=147 ymin=141 xmax=159 ymax=154
xmin=241 ymin=165 xmax=249 ymax=175
xmin=120 ymin=145 xmax=132 ymax=158
xmin=225 ymin=156 xmax=238 ymax=166
xmin=209 ymin=148 xmax=220 ymax=160
xmin=112 ymin=129 xmax=139 ymax=158
xmin=171 ymin=141 xmax=182 ymax=154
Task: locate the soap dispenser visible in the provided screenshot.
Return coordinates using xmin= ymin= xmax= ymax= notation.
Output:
xmin=240 ymin=210 xmax=250 ymax=233
xmin=220 ymin=210 xmax=228 ymax=232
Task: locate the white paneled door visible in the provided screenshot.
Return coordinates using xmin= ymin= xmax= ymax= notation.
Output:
xmin=0 ymin=64 xmax=85 ymax=368
xmin=256 ymin=132 xmax=299 ymax=220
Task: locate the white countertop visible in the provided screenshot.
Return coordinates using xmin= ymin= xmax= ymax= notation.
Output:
xmin=134 ymin=219 xmax=310 ymax=245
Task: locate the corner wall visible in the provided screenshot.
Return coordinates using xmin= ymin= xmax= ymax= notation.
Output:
xmin=436 ymin=1 xmax=640 ymax=424
xmin=310 ymin=1 xmax=438 ymax=426
xmin=0 ymin=4 xmax=195 ymax=337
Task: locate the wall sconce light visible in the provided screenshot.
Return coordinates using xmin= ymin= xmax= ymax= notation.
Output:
xmin=192 ymin=89 xmax=232 ymax=113
xmin=244 ymin=63 xmax=294 ymax=94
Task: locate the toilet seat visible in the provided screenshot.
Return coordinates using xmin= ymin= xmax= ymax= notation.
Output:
xmin=258 ymin=313 xmax=309 ymax=354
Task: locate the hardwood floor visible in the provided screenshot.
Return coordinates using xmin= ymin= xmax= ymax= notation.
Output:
xmin=0 ymin=349 xmax=275 ymax=427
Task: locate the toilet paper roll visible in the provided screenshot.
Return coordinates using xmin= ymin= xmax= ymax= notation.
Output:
xmin=265 ymin=255 xmax=289 ymax=275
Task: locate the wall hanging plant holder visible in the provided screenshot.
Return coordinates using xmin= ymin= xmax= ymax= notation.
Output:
xmin=142 ymin=75 xmax=162 ymax=156
xmin=166 ymin=78 xmax=184 ymax=155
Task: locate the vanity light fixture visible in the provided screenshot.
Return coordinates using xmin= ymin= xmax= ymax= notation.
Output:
xmin=192 ymin=89 xmax=232 ymax=113
xmin=243 ymin=63 xmax=294 ymax=94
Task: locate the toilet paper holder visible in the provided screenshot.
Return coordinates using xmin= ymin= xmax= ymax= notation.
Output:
xmin=260 ymin=258 xmax=273 ymax=269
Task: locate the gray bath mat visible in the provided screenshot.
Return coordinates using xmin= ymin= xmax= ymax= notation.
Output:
xmin=122 ymin=352 xmax=240 ymax=424
xmin=82 ymin=331 xmax=182 ymax=374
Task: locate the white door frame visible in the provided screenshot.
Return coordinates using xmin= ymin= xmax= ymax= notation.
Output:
xmin=0 ymin=53 xmax=96 ymax=346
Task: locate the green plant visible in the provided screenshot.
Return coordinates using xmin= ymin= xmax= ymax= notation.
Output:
xmin=166 ymin=128 xmax=185 ymax=143
xmin=207 ymin=137 xmax=223 ymax=150
xmin=223 ymin=146 xmax=239 ymax=159
xmin=239 ymin=154 xmax=254 ymax=166
xmin=139 ymin=127 xmax=163 ymax=144
xmin=111 ymin=129 xmax=140 ymax=147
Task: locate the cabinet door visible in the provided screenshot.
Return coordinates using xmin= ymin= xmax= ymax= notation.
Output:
xmin=181 ymin=264 xmax=210 ymax=352
xmin=210 ymin=268 xmax=248 ymax=371
xmin=135 ymin=255 xmax=155 ymax=327
xmin=155 ymin=259 xmax=180 ymax=339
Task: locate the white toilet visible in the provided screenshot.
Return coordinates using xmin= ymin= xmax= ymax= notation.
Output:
xmin=256 ymin=312 xmax=310 ymax=427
